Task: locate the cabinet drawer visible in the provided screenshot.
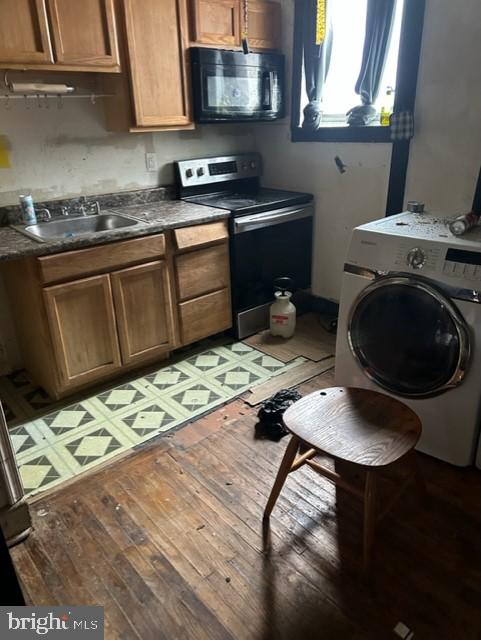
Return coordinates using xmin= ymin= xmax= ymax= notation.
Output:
xmin=38 ymin=234 xmax=166 ymax=284
xmin=179 ymin=288 xmax=232 ymax=344
xmin=173 ymin=220 xmax=228 ymax=252
xmin=175 ymin=242 xmax=229 ymax=301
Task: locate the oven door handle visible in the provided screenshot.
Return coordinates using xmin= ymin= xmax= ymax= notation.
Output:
xmin=233 ymin=205 xmax=313 ymax=234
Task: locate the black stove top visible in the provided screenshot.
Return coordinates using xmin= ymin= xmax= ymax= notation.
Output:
xmin=183 ymin=187 xmax=313 ymax=217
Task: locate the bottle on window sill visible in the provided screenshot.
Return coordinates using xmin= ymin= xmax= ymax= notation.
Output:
xmin=380 ymin=86 xmax=395 ymax=126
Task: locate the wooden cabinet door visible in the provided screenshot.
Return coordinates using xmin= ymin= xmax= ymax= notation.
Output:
xmin=192 ymin=0 xmax=241 ymax=46
xmin=0 ymin=0 xmax=53 ymax=65
xmin=46 ymin=0 xmax=119 ymax=68
xmin=111 ymin=261 xmax=176 ymax=366
xmin=124 ymin=0 xmax=192 ymax=127
xmin=247 ymin=1 xmax=281 ymax=50
xmin=44 ymin=275 xmax=121 ymax=391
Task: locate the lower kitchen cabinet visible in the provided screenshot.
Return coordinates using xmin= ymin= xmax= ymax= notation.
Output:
xmin=43 ymin=274 xmax=122 ymax=391
xmin=2 ymin=223 xmax=232 ymax=399
xmin=111 ymin=260 xmax=176 ymax=366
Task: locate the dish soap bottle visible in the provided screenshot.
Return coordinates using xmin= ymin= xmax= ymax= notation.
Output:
xmin=380 ymin=86 xmax=395 ymax=126
xmin=270 ymin=277 xmax=296 ymax=338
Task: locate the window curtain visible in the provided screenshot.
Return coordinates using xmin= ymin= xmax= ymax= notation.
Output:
xmin=302 ymin=0 xmax=333 ymax=131
xmin=347 ymin=0 xmax=396 ymax=126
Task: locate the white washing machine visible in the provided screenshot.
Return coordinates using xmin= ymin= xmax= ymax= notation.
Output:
xmin=335 ymin=210 xmax=481 ymax=467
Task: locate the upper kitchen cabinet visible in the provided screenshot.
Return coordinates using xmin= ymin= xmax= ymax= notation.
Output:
xmin=46 ymin=0 xmax=120 ymax=69
xmin=190 ymin=0 xmax=281 ymax=51
xmin=0 ymin=0 xmax=53 ymax=65
xmin=247 ymin=1 xmax=281 ymax=51
xmin=191 ymin=0 xmax=241 ymax=47
xmin=0 ymin=0 xmax=120 ymax=72
xmin=103 ymin=0 xmax=193 ymax=132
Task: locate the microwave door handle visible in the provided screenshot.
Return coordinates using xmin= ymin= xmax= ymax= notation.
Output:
xmin=262 ymin=71 xmax=273 ymax=110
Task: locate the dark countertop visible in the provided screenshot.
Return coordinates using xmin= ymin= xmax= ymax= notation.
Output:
xmin=0 ymin=200 xmax=228 ymax=262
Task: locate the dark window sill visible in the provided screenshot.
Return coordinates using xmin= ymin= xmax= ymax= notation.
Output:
xmin=291 ymin=126 xmax=392 ymax=143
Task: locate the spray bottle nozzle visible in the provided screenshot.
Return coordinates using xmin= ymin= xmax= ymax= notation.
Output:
xmin=274 ymin=277 xmax=294 ymax=296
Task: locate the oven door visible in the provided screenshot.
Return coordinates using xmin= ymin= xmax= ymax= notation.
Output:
xmin=230 ymin=205 xmax=313 ymax=338
xmin=194 ymin=62 xmax=284 ymax=122
xmin=348 ymin=275 xmax=471 ymax=397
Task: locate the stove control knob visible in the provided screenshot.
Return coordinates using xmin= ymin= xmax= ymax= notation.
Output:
xmin=197 ymin=167 xmax=205 ymax=177
xmin=185 ymin=168 xmax=193 ymax=178
xmin=250 ymin=160 xmax=257 ymax=169
xmin=407 ymin=247 xmax=426 ymax=269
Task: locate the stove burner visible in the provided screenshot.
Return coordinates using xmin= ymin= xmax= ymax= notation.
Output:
xmin=184 ymin=188 xmax=313 ymax=216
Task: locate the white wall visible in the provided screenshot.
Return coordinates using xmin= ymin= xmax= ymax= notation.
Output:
xmin=256 ymin=0 xmax=481 ymax=302
xmin=0 ymin=82 xmax=255 ymax=205
xmin=404 ymin=0 xmax=481 ymax=212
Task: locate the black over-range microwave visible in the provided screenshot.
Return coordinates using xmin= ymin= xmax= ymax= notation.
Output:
xmin=190 ymin=47 xmax=285 ymax=123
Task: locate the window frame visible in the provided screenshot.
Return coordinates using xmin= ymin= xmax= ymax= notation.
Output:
xmin=290 ymin=0 xmax=426 ymax=144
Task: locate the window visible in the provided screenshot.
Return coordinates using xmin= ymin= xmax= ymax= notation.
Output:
xmin=291 ymin=0 xmax=425 ymax=142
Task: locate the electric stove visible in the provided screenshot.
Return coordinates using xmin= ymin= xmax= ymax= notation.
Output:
xmin=175 ymin=153 xmax=314 ymax=338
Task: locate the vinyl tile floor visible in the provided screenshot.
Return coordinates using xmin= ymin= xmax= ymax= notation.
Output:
xmin=0 ymin=341 xmax=305 ymax=498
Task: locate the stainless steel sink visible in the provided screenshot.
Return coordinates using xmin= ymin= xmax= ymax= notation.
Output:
xmin=14 ymin=213 xmax=140 ymax=243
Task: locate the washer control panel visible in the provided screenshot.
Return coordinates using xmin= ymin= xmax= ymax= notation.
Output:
xmin=393 ymin=243 xmax=441 ymax=272
xmin=442 ymin=248 xmax=481 ymax=281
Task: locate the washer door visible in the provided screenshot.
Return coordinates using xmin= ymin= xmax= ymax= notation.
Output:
xmin=348 ymin=276 xmax=470 ymax=397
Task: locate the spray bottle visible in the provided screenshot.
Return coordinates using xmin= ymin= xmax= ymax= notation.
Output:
xmin=270 ymin=277 xmax=296 ymax=338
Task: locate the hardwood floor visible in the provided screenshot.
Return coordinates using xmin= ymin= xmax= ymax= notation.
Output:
xmin=11 ymin=368 xmax=481 ymax=639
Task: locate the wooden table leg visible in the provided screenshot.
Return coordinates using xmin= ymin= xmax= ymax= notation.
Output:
xmin=363 ymin=470 xmax=378 ymax=572
xmin=263 ymin=435 xmax=299 ymax=522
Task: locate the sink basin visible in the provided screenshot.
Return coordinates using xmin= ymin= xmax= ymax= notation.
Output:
xmin=14 ymin=213 xmax=140 ymax=243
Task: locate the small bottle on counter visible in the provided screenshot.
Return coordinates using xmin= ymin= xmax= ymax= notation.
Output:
xmin=19 ymin=195 xmax=37 ymax=225
xmin=449 ymin=211 xmax=480 ymax=236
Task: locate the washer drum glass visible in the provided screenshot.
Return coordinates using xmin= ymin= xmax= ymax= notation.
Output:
xmin=348 ymin=277 xmax=470 ymax=397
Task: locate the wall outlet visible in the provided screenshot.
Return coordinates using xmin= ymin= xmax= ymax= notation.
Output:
xmin=145 ymin=153 xmax=158 ymax=172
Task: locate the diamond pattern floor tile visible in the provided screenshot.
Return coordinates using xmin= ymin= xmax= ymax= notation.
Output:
xmin=185 ymin=350 xmax=231 ymax=372
xmin=9 ymin=424 xmax=38 ymax=456
xmin=23 ymin=387 xmax=55 ymax=412
xmin=18 ymin=447 xmax=75 ymax=496
xmin=144 ymin=366 xmax=190 ymax=391
xmin=171 ymin=383 xmax=224 ymax=412
xmin=249 ymin=353 xmax=289 ymax=372
xmin=119 ymin=402 xmax=180 ymax=439
xmin=65 ymin=427 xmax=123 ymax=467
xmin=214 ymin=365 xmax=264 ymax=391
xmin=93 ymin=382 xmax=152 ymax=417
xmin=34 ymin=400 xmax=108 ymax=446
xmin=1 ymin=341 xmax=307 ymax=498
